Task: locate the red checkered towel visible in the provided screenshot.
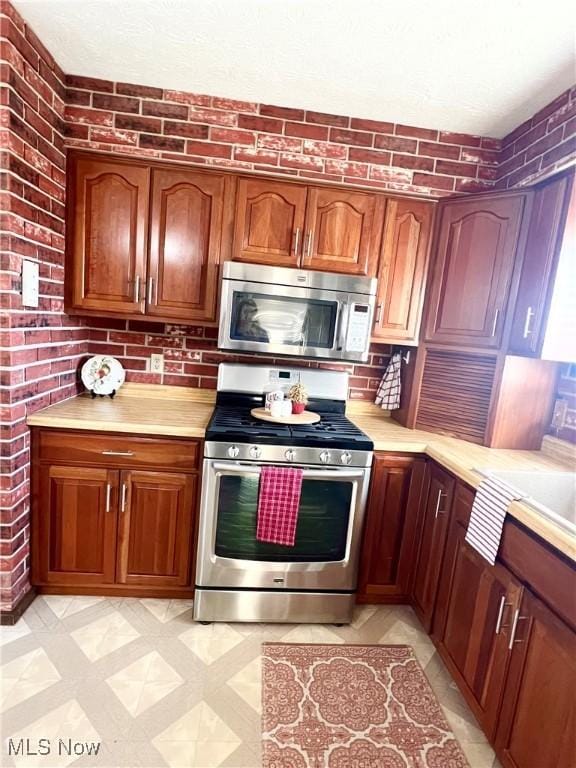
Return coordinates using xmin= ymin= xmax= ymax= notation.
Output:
xmin=256 ymin=466 xmax=303 ymax=546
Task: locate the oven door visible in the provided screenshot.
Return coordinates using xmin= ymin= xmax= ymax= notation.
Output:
xmin=218 ymin=278 xmax=370 ymax=361
xmin=196 ymin=460 xmax=370 ymax=591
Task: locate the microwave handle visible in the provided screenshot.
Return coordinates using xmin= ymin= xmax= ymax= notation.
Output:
xmin=212 ymin=463 xmax=364 ymax=480
xmin=336 ymin=303 xmax=350 ymax=351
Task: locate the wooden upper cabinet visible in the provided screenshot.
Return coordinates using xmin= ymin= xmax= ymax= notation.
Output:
xmin=116 ymin=470 xmax=196 ymax=587
xmin=35 ymin=465 xmax=118 ymax=586
xmin=68 ymin=154 xmax=149 ymax=314
xmin=424 ymin=193 xmax=527 ymax=348
xmin=412 ymin=462 xmax=455 ymax=631
xmin=496 ymin=588 xmax=576 ymax=768
xmin=508 ymin=172 xmax=573 ymax=356
xmin=148 ymin=169 xmax=231 ymax=322
xmin=302 ymin=187 xmax=382 ymax=276
xmin=373 ymin=199 xmax=434 ymax=342
xmin=233 ymin=177 xmax=307 ymax=267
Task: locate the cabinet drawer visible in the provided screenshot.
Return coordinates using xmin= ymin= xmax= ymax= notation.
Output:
xmin=38 ymin=430 xmax=200 ymax=471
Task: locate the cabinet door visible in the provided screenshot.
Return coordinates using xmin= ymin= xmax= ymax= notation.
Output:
xmin=116 ymin=471 xmax=196 ymax=587
xmin=373 ymin=199 xmax=434 ymax=342
xmin=412 ymin=463 xmax=455 ymax=631
xmin=68 ymin=154 xmax=149 ymax=313
xmin=424 ymin=194 xmax=526 ymax=348
xmin=437 ymin=522 xmax=523 ymax=738
xmin=508 ymin=173 xmax=572 ymax=355
xmin=302 ymin=187 xmax=382 ymax=275
xmin=148 ymin=169 xmax=231 ymax=322
xmin=233 ymin=178 xmax=307 ymax=266
xmin=35 ymin=465 xmax=118 ymax=586
xmin=357 ymin=455 xmax=425 ymax=602
xmin=496 ymin=589 xmax=576 ymax=768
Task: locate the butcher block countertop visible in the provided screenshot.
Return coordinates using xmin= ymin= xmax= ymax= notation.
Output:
xmin=28 ymin=385 xmax=575 ymax=561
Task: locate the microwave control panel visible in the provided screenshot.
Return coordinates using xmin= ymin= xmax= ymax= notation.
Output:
xmin=345 ymin=303 xmax=371 ymax=352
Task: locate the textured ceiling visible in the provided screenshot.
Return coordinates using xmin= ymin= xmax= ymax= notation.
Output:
xmin=13 ymin=0 xmax=576 ymax=138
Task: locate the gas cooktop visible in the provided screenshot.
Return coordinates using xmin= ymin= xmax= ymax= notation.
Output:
xmin=205 ymin=406 xmax=373 ymax=451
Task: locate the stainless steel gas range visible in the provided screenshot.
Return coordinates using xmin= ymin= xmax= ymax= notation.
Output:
xmin=193 ymin=363 xmax=374 ymax=625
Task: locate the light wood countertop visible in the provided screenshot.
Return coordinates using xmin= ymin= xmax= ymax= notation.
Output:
xmin=27 ymin=385 xmax=575 ymax=561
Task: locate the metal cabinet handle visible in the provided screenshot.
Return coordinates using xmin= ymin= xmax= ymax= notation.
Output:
xmin=374 ymin=303 xmax=382 ymax=325
xmin=491 ymin=309 xmax=500 ymax=337
xmin=101 ymin=450 xmax=134 ymax=457
xmin=134 ymin=275 xmax=141 ymax=302
xmin=120 ymin=483 xmax=128 ymax=513
xmin=434 ymin=489 xmax=447 ymax=518
xmin=105 ymin=483 xmax=111 ymax=513
xmin=293 ymin=227 xmax=301 ymax=256
xmin=495 ymin=595 xmax=513 ymax=634
xmin=508 ymin=608 xmax=528 ymax=649
xmin=147 ymin=277 xmax=155 ymax=305
xmin=522 ymin=306 xmax=534 ymax=338
xmin=304 ymin=230 xmax=313 ymax=259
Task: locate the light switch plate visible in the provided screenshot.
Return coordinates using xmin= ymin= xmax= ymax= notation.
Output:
xmin=150 ymin=353 xmax=164 ymax=373
xmin=21 ymin=260 xmax=39 ymax=307
xmin=551 ymin=399 xmax=568 ymax=430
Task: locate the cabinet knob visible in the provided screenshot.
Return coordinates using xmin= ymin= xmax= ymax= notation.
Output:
xmin=285 ymin=449 xmax=296 ymax=462
xmin=249 ymin=446 xmax=261 ymax=459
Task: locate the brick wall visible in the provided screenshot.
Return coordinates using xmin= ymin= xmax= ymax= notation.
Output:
xmin=62 ymin=77 xmax=502 ymax=197
xmin=0 ymin=1 xmax=88 ymax=612
xmin=496 ymin=86 xmax=576 ymax=189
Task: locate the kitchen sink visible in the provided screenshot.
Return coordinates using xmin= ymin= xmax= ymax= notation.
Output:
xmin=476 ymin=469 xmax=576 ymax=536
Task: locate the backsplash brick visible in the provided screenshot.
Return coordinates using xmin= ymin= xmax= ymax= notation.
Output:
xmin=549 ymin=363 xmax=576 ymax=445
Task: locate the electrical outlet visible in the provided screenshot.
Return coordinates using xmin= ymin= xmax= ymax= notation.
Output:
xmin=551 ymin=399 xmax=568 ymax=430
xmin=150 ymin=353 xmax=164 ymax=373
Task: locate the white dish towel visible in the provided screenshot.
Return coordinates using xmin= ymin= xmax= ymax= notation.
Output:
xmin=375 ymin=352 xmax=402 ymax=410
xmin=466 ymin=476 xmax=526 ymax=565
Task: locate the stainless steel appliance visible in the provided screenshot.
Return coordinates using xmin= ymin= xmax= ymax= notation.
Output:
xmin=218 ymin=261 xmax=377 ymax=362
xmin=194 ymin=363 xmax=374 ymax=624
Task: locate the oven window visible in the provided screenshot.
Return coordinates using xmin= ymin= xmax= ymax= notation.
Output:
xmin=229 ymin=291 xmax=338 ymax=348
xmin=214 ymin=475 xmax=353 ymax=562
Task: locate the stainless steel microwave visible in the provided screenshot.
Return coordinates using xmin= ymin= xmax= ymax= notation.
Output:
xmin=218 ymin=262 xmax=377 ymax=362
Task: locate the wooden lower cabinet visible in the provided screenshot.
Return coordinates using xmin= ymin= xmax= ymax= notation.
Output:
xmin=411 ymin=463 xmax=455 ymax=630
xmin=357 ymin=454 xmax=425 ymax=602
xmin=116 ymin=470 xmax=196 ymax=587
xmin=32 ymin=430 xmax=200 ymax=597
xmin=495 ymin=589 xmax=576 ymax=768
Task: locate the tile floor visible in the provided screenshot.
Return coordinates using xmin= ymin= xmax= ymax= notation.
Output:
xmin=1 ymin=596 xmax=501 ymax=767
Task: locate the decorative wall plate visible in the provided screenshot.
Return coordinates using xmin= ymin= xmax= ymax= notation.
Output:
xmin=81 ymin=355 xmax=125 ymax=397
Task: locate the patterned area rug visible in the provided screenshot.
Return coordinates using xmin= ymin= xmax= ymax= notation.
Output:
xmin=262 ymin=643 xmax=470 ymax=768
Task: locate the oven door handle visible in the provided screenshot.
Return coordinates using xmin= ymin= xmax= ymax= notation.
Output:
xmin=212 ymin=463 xmax=364 ymax=480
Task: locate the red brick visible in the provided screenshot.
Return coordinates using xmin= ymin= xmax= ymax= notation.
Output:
xmin=285 ymin=122 xmax=328 ymax=141
xmin=325 ymin=159 xmax=368 ymax=178
xmin=513 ymin=120 xmax=548 ymax=152
xmin=369 ymin=166 xmax=412 ymax=183
xmin=238 ymin=114 xmax=283 ymax=133
xmin=117 ymin=82 xmax=163 ymax=99
xmin=257 ymin=134 xmax=301 ymax=152
xmin=90 ymin=127 xmax=137 ymax=145
xmin=260 ymin=104 xmax=305 ymax=121
xmin=211 ymin=127 xmax=256 ymax=145
xmin=481 ymin=137 xmax=501 ymax=150
xmin=412 ymin=172 xmax=454 ymax=191
xmin=65 ymin=88 xmax=90 ymax=106
xmin=395 ymin=124 xmax=438 ymax=140
xmin=436 ymin=159 xmax=477 ymax=178
xmin=233 ymin=147 xmax=278 ymax=165
xmin=139 ymin=134 xmax=185 ymax=152
xmin=115 ymin=113 xmax=162 ymax=133
xmin=478 ymin=165 xmax=498 ymax=181
xmin=302 ymin=139 xmax=346 ymax=159
xmin=92 ymin=93 xmax=140 ymax=113
xmin=454 ymin=178 xmax=493 ymax=193
xmin=505 ymin=158 xmax=542 ymax=187
xmin=439 ymin=131 xmax=482 ymax=148
xmin=348 ymin=147 xmax=391 ymax=165
xmin=65 ymin=106 xmax=113 ymax=126
xmin=65 ymin=74 xmax=114 ymax=92
xmin=418 ymin=140 xmax=461 ymax=160
xmin=525 ymin=127 xmax=563 ymax=161
xmin=461 ymin=148 xmax=499 ymax=165
xmin=164 ymin=90 xmax=211 ymax=107
xmin=373 ymin=134 xmax=417 ymax=153
xmin=186 ymin=140 xmax=231 ymax=158
xmin=65 ymin=122 xmax=89 ymax=139
xmin=212 ymin=96 xmax=258 ymax=112
xmin=188 ymin=106 xmax=237 ymax=126
xmin=329 ymin=127 xmax=372 ymax=147
xmin=532 ymin=90 xmax=570 ymax=126
xmin=391 ymin=153 xmax=434 ymax=171
xmin=501 ymin=117 xmax=532 ymax=148
xmin=496 ymin=151 xmax=526 ymax=180
xmin=279 ymin=153 xmax=323 ymax=171
xmin=163 ymin=121 xmax=209 ymax=139
xmin=142 ymin=101 xmax=188 ymax=119
xmin=548 ymin=99 xmax=576 ymax=129
xmin=349 ymin=117 xmax=394 ymax=133
xmin=305 ymin=110 xmax=348 ymax=127
xmin=541 ymin=135 xmax=576 ymax=168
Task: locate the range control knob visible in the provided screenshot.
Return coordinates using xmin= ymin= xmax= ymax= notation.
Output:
xmin=249 ymin=445 xmax=262 ymax=459
xmin=227 ymin=445 xmax=240 ymax=458
xmin=285 ymin=449 xmax=296 ymax=462
xmin=340 ymin=451 xmax=352 ymax=465
xmin=319 ymin=450 xmax=331 ymax=464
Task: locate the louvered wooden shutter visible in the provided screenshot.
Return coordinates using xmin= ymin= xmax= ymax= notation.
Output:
xmin=416 ymin=349 xmax=497 ymax=444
